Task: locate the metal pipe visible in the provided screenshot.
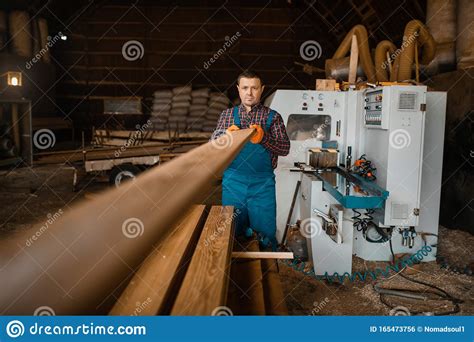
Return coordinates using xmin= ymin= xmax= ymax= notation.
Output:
xmin=423 ymin=0 xmax=456 ymax=75
xmin=374 ymin=284 xmax=428 ymax=300
xmin=0 ymin=129 xmax=255 ymax=315
xmin=456 ymin=0 xmax=474 ymax=69
xmin=324 ymin=56 xmax=365 ymax=82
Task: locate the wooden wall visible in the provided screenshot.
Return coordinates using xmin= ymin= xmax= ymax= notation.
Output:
xmin=53 ymin=1 xmax=326 ymax=130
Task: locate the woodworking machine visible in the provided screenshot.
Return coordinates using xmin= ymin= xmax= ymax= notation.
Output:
xmin=264 ymin=85 xmax=446 ymax=275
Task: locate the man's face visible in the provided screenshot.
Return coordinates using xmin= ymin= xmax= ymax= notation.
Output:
xmin=237 ymin=77 xmax=264 ymax=108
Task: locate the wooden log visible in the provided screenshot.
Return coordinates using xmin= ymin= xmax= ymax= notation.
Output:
xmin=0 ymin=129 xmax=254 ymax=315
xmin=110 ymin=205 xmax=207 ymax=315
xmin=171 ymin=206 xmax=235 ymax=315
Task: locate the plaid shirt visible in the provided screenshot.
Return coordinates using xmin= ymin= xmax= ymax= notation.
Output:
xmin=211 ymin=103 xmax=290 ymax=168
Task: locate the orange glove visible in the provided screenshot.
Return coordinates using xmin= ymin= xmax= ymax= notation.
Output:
xmin=226 ymin=124 xmax=240 ymax=133
xmin=250 ymin=124 xmax=264 ymax=144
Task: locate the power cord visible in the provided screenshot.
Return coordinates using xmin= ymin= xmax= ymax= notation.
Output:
xmin=421 ymin=232 xmax=473 ymax=276
xmin=279 ymin=245 xmax=432 ymax=283
xmin=373 ymin=239 xmax=462 ymax=315
xmin=352 ymin=209 xmax=391 ymax=243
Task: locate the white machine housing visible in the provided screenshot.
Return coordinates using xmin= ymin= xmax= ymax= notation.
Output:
xmin=265 ymin=86 xmax=446 ymax=275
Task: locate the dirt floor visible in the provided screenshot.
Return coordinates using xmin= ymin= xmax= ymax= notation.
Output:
xmin=279 ymin=226 xmax=474 ymax=315
xmin=1 ymin=164 xmax=473 ymax=316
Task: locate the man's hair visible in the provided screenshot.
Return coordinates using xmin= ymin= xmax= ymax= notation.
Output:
xmin=237 ymin=70 xmax=264 ymax=86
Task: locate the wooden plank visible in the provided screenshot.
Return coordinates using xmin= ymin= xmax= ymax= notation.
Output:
xmin=35 ymin=146 xmax=186 ymax=164
xmin=348 ymin=34 xmax=359 ymax=84
xmin=95 ymin=130 xmax=211 ymax=141
xmin=171 ymin=206 xmax=235 ymax=315
xmin=32 ymin=117 xmax=73 ymax=129
xmin=261 ymin=259 xmax=288 ymax=315
xmin=231 ymin=251 xmax=294 ymax=259
xmin=315 ymin=79 xmax=336 ymax=91
xmin=34 ymin=140 xmax=207 ymax=165
xmin=227 ymin=239 xmax=266 ymax=315
xmin=11 ymin=104 xmax=20 ymax=152
xmin=56 ymin=54 xmax=295 ymax=71
xmin=228 ymin=239 xmax=289 ymax=315
xmin=79 ymin=7 xmax=294 ymax=25
xmin=110 ymin=205 xmax=206 ymax=315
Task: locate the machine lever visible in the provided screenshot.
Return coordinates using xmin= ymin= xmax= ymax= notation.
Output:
xmin=313 ymin=208 xmax=334 ymax=223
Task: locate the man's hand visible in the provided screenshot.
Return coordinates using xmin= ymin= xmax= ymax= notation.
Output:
xmin=249 ymin=124 xmax=264 ymax=144
xmin=226 ymin=124 xmax=240 ymax=133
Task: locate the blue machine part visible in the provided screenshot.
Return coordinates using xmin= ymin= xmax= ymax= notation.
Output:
xmin=312 ymin=167 xmax=389 ymax=209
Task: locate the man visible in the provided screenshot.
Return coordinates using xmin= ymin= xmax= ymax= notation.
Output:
xmin=212 ymin=71 xmax=290 ymax=249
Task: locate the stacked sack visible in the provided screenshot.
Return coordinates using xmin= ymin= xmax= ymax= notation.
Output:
xmin=187 ymin=88 xmax=210 ymax=132
xmin=149 ymin=90 xmax=172 ymax=131
xmin=168 ymin=85 xmax=192 ymax=131
xmin=202 ymin=92 xmax=231 ymax=132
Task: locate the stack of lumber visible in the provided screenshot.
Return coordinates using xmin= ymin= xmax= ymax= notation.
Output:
xmin=227 ymin=239 xmax=289 ymax=315
xmin=110 ymin=205 xmax=235 ymax=315
xmin=110 ymin=205 xmax=289 ymax=316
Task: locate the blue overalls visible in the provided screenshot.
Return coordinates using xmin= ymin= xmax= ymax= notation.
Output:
xmin=222 ymin=106 xmax=277 ymax=249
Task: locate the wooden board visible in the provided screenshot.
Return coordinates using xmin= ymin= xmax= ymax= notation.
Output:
xmin=171 ymin=206 xmax=235 ymax=315
xmin=33 ymin=141 xmax=206 ymax=165
xmin=261 ymin=259 xmax=288 ymax=315
xmin=348 ymin=34 xmax=359 ymax=84
xmin=228 ymin=239 xmax=288 ymax=315
xmin=315 ymin=79 xmax=336 ymax=91
xmin=227 ymin=239 xmax=266 ymax=315
xmin=32 ymin=117 xmax=73 ymax=129
xmin=94 ymin=129 xmax=211 ymax=142
xmin=109 ymin=205 xmax=206 ymax=315
xmin=232 ymin=251 xmax=294 ymax=259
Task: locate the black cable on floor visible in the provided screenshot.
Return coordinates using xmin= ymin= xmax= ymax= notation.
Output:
xmin=374 ymin=239 xmax=462 ymax=315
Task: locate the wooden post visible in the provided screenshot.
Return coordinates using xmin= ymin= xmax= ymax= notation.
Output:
xmin=11 ymin=103 xmax=21 ymax=152
xmin=348 ymin=34 xmax=359 ymax=84
xmin=386 ymin=51 xmax=392 ymax=74
xmin=414 ymin=39 xmax=420 ymax=83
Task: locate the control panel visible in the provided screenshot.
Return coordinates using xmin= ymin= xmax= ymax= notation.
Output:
xmin=300 ymin=92 xmax=331 ymax=113
xmin=364 ymin=89 xmax=388 ymax=129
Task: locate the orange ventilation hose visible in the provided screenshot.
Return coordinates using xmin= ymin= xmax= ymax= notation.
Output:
xmin=375 ymin=40 xmax=397 ymax=82
xmin=396 ymin=19 xmax=436 ymax=81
